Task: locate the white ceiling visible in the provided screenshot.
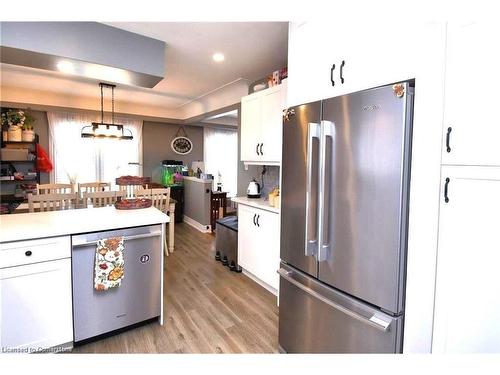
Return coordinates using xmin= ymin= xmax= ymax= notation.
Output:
xmin=0 ymin=22 xmax=288 ymax=112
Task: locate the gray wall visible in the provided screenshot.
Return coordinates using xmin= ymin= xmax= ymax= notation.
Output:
xmin=142 ymin=121 xmax=204 ymax=184
xmin=31 ymin=110 xmax=50 ymax=184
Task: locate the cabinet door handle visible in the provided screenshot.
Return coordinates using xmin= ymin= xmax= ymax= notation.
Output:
xmin=444 ymin=177 xmax=450 ymax=203
xmin=25 ymin=250 xmax=32 ymax=257
xmin=340 ymin=60 xmax=345 ymax=84
xmin=330 ymin=63 xmax=336 ymax=86
xmin=446 ymin=127 xmax=452 ymax=153
xmin=256 ymin=144 xmax=260 ymax=155
xmin=256 ymin=215 xmax=260 ymax=227
xmin=259 ymin=143 xmax=264 ymax=155
xmin=253 ymin=214 xmax=257 ymax=226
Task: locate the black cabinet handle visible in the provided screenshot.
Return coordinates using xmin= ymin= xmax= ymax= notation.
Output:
xmin=330 ymin=63 xmax=336 ymax=86
xmin=446 ymin=127 xmax=452 ymax=153
xmin=253 ymin=214 xmax=257 ymax=226
xmin=256 ymin=144 xmax=260 ymax=155
xmin=25 ymin=250 xmax=32 ymax=256
xmin=444 ymin=177 xmax=450 ymax=203
xmin=340 ymin=60 xmax=345 ymax=84
xmin=259 ymin=143 xmax=263 ymax=155
xmin=256 ymin=215 xmax=260 ymax=227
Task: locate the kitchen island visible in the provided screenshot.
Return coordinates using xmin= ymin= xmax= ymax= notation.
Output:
xmin=0 ymin=206 xmax=169 ymax=352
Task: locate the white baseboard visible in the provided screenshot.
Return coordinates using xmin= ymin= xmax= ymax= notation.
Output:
xmin=242 ymin=269 xmax=278 ymax=298
xmin=183 ymin=215 xmax=212 ymax=233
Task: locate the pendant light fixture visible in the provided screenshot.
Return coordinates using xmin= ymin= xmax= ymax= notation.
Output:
xmin=81 ymin=82 xmax=133 ymax=140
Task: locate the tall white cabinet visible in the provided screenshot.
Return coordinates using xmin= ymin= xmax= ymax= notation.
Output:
xmin=432 ymin=22 xmax=500 ymax=353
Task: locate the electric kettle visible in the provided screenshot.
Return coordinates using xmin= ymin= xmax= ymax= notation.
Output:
xmin=247 ymin=179 xmax=261 ymax=198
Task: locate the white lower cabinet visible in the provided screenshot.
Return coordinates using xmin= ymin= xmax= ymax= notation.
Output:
xmin=238 ymin=204 xmax=280 ymax=293
xmin=0 ymin=236 xmax=73 ymax=352
xmin=433 ymin=166 xmax=500 ymax=353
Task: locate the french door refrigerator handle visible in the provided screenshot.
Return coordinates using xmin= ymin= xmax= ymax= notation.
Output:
xmin=305 ymin=122 xmax=321 ymax=257
xmin=318 ymin=120 xmax=335 ymax=262
xmin=277 ymin=268 xmax=391 ymax=332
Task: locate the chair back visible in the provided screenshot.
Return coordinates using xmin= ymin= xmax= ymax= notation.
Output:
xmin=28 ymin=192 xmax=78 ymax=212
xmin=83 ymin=190 xmax=126 ymax=208
xmin=119 ymin=184 xmax=143 ymax=198
xmin=36 ymin=183 xmax=74 ymax=194
xmin=136 ymin=187 xmax=170 ymax=212
xmin=78 ymin=182 xmax=111 ymax=196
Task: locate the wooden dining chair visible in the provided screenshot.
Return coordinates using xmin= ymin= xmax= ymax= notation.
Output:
xmin=28 ymin=192 xmax=79 ymax=212
xmin=137 ymin=187 xmax=170 ymax=211
xmin=77 ymin=182 xmax=111 ymax=195
xmin=137 ymin=187 xmax=171 ymax=256
xmin=83 ymin=190 xmax=126 ymax=208
xmin=36 ymin=183 xmax=74 ymax=194
xmin=119 ymin=184 xmax=142 ymax=198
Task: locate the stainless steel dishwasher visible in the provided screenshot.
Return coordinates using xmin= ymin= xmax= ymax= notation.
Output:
xmin=71 ymin=225 xmax=162 ymax=343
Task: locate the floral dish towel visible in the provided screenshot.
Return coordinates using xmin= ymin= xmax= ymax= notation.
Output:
xmin=94 ymin=237 xmax=125 ymax=291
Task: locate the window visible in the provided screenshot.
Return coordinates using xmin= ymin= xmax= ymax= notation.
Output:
xmin=47 ymin=112 xmax=142 ymax=187
xmin=203 ymin=127 xmax=238 ymax=197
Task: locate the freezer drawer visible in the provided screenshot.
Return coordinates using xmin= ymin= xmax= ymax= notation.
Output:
xmin=72 ymin=225 xmax=162 ymax=342
xmin=278 ymin=263 xmax=403 ymax=353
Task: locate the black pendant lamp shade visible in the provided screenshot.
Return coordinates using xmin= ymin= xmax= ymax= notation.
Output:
xmin=81 ymin=83 xmax=133 ymax=140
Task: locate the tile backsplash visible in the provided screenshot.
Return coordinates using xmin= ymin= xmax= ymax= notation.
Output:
xmin=244 ymin=165 xmax=280 ymax=198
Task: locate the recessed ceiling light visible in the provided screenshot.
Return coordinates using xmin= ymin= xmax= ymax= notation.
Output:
xmin=56 ymin=60 xmax=75 ymax=74
xmin=212 ymin=53 xmax=225 ymax=62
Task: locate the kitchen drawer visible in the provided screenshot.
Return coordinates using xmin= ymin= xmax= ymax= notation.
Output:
xmin=0 ymin=236 xmax=71 ymax=268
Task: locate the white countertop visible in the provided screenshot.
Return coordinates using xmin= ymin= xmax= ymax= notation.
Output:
xmin=183 ymin=176 xmax=213 ymax=184
xmin=232 ymin=196 xmax=280 ymax=214
xmin=0 ymin=206 xmax=169 ymax=243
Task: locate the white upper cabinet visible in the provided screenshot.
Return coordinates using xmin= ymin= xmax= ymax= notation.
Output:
xmin=441 ymin=23 xmax=500 ymax=166
xmin=240 ymin=93 xmax=262 ymax=161
xmin=240 ymin=80 xmax=286 ymax=165
xmin=433 ymin=166 xmax=500 ymax=353
xmin=287 ymin=22 xmax=433 ymax=107
xmin=287 ymin=22 xmax=345 ymax=107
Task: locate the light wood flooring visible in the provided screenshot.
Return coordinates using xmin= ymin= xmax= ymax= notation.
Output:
xmin=73 ymin=222 xmax=279 ymax=353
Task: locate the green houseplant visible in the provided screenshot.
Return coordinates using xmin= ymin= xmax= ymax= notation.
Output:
xmin=1 ymin=109 xmax=35 ymax=141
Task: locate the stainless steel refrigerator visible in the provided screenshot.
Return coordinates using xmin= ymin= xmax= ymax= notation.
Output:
xmin=279 ymin=82 xmax=414 ymax=353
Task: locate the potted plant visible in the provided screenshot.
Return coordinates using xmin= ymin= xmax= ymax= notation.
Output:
xmin=1 ymin=109 xmax=35 ymax=142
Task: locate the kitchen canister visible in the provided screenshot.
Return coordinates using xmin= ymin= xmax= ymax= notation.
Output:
xmin=22 ymin=129 xmax=35 ymax=142
xmin=8 ymin=125 xmax=22 ymax=142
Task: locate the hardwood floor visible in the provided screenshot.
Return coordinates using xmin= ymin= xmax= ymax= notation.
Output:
xmin=73 ymin=223 xmax=279 ymax=353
